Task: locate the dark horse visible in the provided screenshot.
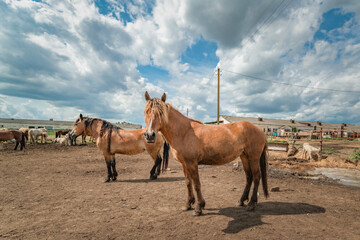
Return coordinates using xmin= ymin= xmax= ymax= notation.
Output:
xmin=0 ymin=130 xmax=26 ymax=150
xmin=55 ymin=130 xmax=70 ymax=138
xmin=143 ymin=92 xmax=268 ymax=216
xmin=70 ymin=114 xmax=170 ymax=182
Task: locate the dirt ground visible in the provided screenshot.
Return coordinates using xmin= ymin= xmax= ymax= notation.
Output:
xmin=0 ymin=140 xmax=359 ymax=239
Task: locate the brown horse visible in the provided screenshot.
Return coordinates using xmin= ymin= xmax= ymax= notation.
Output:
xmin=0 ymin=130 xmax=26 ymax=150
xmin=70 ymin=114 xmax=169 ymax=182
xmin=143 ymin=92 xmax=269 ymax=216
xmin=56 ymin=129 xmax=70 ymax=138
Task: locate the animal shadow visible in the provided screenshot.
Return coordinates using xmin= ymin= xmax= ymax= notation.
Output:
xmin=119 ymin=176 xmax=184 ymax=183
xmin=217 ymin=201 xmax=326 ymax=233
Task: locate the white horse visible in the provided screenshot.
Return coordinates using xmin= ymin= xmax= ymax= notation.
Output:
xmin=302 ymin=143 xmax=321 ymax=161
xmin=29 ymin=129 xmax=47 ymax=143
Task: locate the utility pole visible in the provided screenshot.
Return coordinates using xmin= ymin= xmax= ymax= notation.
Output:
xmin=217 ymin=68 xmax=220 ymax=125
xmin=187 ymin=108 xmax=189 ymax=117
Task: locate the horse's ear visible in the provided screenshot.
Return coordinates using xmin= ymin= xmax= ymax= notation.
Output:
xmin=161 ymin=93 xmax=166 ymax=102
xmin=79 ymin=114 xmax=83 ymax=120
xmin=145 ymin=91 xmax=151 ymax=101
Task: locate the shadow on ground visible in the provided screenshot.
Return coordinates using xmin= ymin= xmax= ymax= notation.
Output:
xmin=208 ymin=202 xmax=326 ymax=233
xmin=119 ymin=176 xmax=185 ymax=183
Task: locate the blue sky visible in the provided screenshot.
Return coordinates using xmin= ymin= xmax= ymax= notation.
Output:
xmin=0 ymin=0 xmax=360 ymax=126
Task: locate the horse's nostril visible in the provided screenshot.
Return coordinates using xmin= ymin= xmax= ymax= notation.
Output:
xmin=152 ymin=132 xmax=155 ymax=137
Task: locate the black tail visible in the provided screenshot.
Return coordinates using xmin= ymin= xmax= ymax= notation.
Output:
xmin=260 ymin=144 xmax=269 ymax=198
xmin=21 ymin=132 xmax=26 ymax=150
xmin=162 ymin=141 xmax=170 ymax=172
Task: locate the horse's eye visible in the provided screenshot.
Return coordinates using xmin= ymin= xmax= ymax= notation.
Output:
xmin=75 ymin=123 xmax=78 ymax=126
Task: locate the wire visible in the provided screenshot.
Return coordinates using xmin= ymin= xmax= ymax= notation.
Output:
xmin=222 ymin=69 xmax=360 ymax=94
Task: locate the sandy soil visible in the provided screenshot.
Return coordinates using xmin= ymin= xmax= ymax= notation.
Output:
xmin=0 ymin=141 xmax=359 ymax=239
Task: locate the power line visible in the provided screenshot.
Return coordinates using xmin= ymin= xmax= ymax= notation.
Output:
xmin=221 ymin=0 xmax=292 ymax=71
xmin=222 ymin=69 xmax=360 ymax=94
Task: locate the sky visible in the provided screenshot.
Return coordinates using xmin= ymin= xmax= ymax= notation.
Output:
xmin=0 ymin=0 xmax=360 ymax=126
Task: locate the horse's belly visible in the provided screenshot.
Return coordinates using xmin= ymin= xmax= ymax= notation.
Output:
xmin=198 ymin=152 xmax=239 ymax=165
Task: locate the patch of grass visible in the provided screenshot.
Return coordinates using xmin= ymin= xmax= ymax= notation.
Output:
xmin=322 ymin=147 xmax=336 ymax=155
xmin=348 ymin=148 xmax=360 ymax=160
xmin=267 ymin=139 xmax=288 ymax=143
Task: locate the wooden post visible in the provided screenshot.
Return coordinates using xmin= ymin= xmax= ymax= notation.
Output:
xmin=320 ymin=128 xmax=323 ymax=152
xmin=187 ymin=108 xmax=188 ymax=117
xmin=217 ymin=68 xmax=220 ymax=125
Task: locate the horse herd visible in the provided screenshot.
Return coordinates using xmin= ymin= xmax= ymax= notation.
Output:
xmin=2 ymin=92 xmax=270 ymax=216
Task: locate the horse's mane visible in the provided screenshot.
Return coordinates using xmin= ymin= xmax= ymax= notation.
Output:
xmin=144 ymin=98 xmax=169 ymax=123
xmin=80 ymin=116 xmax=122 ymax=154
xmin=81 ymin=117 xmax=122 ymax=136
xmin=144 ymin=98 xmax=203 ymax=125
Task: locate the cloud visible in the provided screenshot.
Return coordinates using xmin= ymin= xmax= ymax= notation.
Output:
xmin=0 ymin=0 xmax=359 ymax=126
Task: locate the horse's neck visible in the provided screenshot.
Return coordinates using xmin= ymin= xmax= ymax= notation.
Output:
xmin=86 ymin=119 xmax=102 ymax=138
xmin=161 ymin=106 xmax=193 ymax=147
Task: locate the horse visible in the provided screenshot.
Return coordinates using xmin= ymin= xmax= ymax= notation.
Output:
xmin=56 ymin=129 xmax=70 ymax=138
xmin=29 ymin=129 xmax=46 ymax=143
xmin=70 ymin=114 xmax=170 ymax=182
xmin=19 ymin=127 xmax=29 ymax=141
xmin=143 ymin=92 xmax=269 ymax=216
xmin=0 ymin=130 xmax=26 ymax=150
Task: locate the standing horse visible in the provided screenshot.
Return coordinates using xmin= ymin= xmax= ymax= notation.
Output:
xmin=56 ymin=130 xmax=70 ymax=138
xmin=70 ymin=114 xmax=170 ymax=182
xmin=0 ymin=130 xmax=26 ymax=150
xmin=19 ymin=127 xmax=29 ymax=141
xmin=143 ymin=92 xmax=269 ymax=216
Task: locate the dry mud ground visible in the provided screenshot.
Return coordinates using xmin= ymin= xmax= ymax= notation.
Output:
xmin=0 ymin=141 xmax=359 ymax=240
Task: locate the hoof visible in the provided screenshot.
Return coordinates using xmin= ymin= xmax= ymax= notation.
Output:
xmin=181 ymin=205 xmax=192 ymax=211
xmin=149 ymin=175 xmax=157 ymax=180
xmin=112 ymin=177 xmax=117 ymax=181
xmin=237 ymin=201 xmax=245 ymax=207
xmin=104 ymin=178 xmax=111 ymax=183
xmin=193 ymin=210 xmax=202 ymax=216
xmin=246 ymin=202 xmax=257 ymax=211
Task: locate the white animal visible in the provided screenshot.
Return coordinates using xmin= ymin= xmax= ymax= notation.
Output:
xmin=29 ymin=129 xmax=47 ymax=143
xmin=53 ymin=134 xmax=71 ymax=146
xmin=302 ymin=143 xmax=321 ymax=161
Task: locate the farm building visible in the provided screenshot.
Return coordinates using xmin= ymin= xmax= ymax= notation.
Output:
xmin=206 ymin=115 xmax=360 ymax=139
xmin=0 ymin=118 xmax=142 ymax=130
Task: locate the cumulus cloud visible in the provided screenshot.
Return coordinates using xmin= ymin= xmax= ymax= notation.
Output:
xmin=0 ymin=0 xmax=359 ymax=125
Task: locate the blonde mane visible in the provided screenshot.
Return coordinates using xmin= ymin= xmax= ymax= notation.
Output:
xmin=144 ymin=98 xmax=203 ymax=125
xmin=144 ymin=98 xmax=169 ymax=123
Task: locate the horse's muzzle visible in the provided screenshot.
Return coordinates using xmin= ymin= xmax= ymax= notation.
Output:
xmin=144 ymin=132 xmax=156 ymax=143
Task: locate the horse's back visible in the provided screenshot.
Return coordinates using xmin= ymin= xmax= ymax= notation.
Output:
xmin=185 ymin=121 xmax=266 ymax=165
xmin=0 ymin=131 xmax=13 ymax=141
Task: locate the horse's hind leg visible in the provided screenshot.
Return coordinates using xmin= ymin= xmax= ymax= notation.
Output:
xmin=247 ymin=163 xmax=261 ymax=211
xmin=238 ymin=153 xmax=253 ymax=206
xmin=149 ymin=150 xmax=162 ymax=180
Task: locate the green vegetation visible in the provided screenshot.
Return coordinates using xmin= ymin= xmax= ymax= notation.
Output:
xmin=267 ymin=139 xmax=288 ymax=143
xmin=322 ymin=147 xmax=336 ymax=155
xmin=348 ymin=148 xmax=360 ymax=160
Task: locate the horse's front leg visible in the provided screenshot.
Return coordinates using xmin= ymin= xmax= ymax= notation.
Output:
xmin=103 ymin=154 xmax=114 ymax=183
xmin=110 ymin=155 xmax=118 ymax=181
xmin=188 ymin=165 xmax=205 ymax=216
xmin=180 ymin=162 xmax=195 ymax=211
xmin=14 ymin=141 xmax=19 ymax=150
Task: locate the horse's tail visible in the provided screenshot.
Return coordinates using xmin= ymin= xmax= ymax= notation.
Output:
xmin=107 ymin=128 xmax=112 ymax=154
xmin=21 ymin=132 xmax=26 ymax=149
xmin=162 ymin=141 xmax=170 ymax=172
xmin=260 ymin=144 xmax=269 ymax=198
